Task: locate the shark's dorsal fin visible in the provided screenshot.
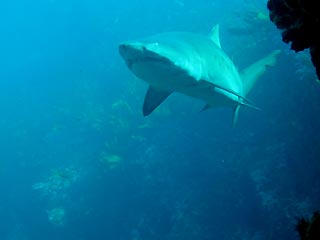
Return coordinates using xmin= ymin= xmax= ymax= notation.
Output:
xmin=209 ymin=24 xmax=221 ymax=48
xmin=143 ymin=86 xmax=172 ymax=116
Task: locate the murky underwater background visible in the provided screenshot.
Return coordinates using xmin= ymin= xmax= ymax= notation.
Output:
xmin=0 ymin=0 xmax=319 ymax=239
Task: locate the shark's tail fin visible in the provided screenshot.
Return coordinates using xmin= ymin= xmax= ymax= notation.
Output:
xmin=241 ymin=50 xmax=281 ymax=96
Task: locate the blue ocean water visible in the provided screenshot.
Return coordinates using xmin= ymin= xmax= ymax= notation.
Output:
xmin=0 ymin=0 xmax=319 ymax=239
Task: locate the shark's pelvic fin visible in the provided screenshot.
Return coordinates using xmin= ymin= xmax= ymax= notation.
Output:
xmin=209 ymin=82 xmax=255 ymax=106
xmin=240 ymin=102 xmax=261 ymax=110
xmin=143 ymin=86 xmax=172 ymax=116
xmin=241 ymin=50 xmax=281 ymax=96
xmin=232 ymin=105 xmax=240 ymax=127
xmin=209 ymin=24 xmax=221 ymax=48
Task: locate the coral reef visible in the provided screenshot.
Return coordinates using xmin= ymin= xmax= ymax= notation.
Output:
xmin=47 ymin=207 xmax=65 ymax=226
xmin=32 ymin=167 xmax=80 ymax=200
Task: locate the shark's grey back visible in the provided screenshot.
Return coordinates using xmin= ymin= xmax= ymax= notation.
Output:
xmin=140 ymin=31 xmax=244 ymax=97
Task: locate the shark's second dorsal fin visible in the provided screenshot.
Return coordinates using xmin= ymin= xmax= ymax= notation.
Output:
xmin=209 ymin=24 xmax=221 ymax=48
xmin=143 ymin=86 xmax=172 ymax=116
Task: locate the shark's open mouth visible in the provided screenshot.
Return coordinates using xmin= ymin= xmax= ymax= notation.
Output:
xmin=127 ymin=56 xmax=172 ymax=71
xmin=119 ymin=43 xmax=171 ymax=68
xmin=131 ymin=55 xmax=170 ymax=64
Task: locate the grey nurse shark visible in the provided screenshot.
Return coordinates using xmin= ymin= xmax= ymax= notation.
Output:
xmin=119 ymin=24 xmax=280 ymax=125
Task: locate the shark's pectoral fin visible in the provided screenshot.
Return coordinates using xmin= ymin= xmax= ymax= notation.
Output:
xmin=143 ymin=86 xmax=172 ymax=116
xmin=232 ymin=105 xmax=240 ymax=127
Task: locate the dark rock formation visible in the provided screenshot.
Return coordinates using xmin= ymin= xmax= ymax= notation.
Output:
xmin=296 ymin=211 xmax=320 ymax=240
xmin=267 ymin=0 xmax=320 ymax=79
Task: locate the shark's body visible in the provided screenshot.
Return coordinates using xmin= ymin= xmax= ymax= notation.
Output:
xmin=119 ymin=25 xmax=280 ymax=123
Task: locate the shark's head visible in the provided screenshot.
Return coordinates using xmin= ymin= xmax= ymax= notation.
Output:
xmin=119 ymin=33 xmax=201 ymax=89
xmin=119 ymin=41 xmax=172 ymax=72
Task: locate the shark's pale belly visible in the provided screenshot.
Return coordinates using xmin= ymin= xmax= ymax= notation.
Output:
xmin=131 ymin=59 xmax=240 ymax=107
xmin=130 ymin=59 xmax=196 ymax=90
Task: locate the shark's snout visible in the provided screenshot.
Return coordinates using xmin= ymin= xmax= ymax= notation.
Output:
xmin=119 ymin=43 xmax=146 ymax=61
